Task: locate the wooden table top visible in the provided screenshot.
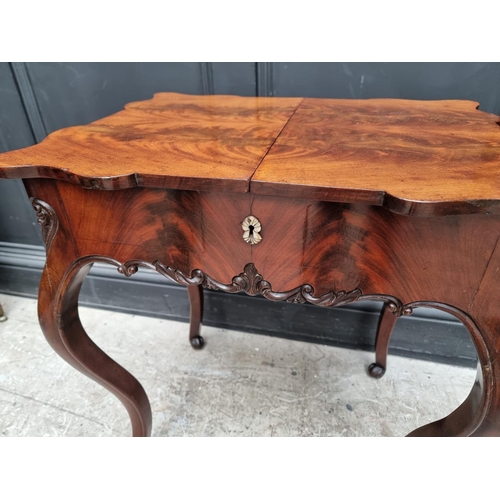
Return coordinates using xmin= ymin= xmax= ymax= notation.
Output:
xmin=1 ymin=92 xmax=499 ymax=216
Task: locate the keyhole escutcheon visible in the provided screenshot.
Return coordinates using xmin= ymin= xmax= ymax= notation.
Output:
xmin=242 ymin=215 xmax=262 ymax=245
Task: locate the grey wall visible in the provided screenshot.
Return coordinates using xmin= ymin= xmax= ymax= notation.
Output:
xmin=1 ymin=62 xmax=499 ymax=365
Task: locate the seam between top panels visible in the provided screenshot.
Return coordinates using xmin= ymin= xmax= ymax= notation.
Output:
xmin=247 ymin=98 xmax=304 ymax=192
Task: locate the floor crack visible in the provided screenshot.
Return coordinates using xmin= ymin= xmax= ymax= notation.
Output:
xmin=0 ymin=385 xmax=125 ymax=435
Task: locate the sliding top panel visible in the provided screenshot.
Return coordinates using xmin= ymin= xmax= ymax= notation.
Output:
xmin=0 ymin=92 xmax=302 ymax=192
xmin=252 ymin=98 xmax=500 ymax=216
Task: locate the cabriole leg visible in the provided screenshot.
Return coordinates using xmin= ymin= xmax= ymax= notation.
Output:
xmin=368 ymin=303 xmax=398 ymax=378
xmin=38 ymin=255 xmax=152 ymax=437
xmin=188 ymin=284 xmax=204 ymax=349
xmin=405 ymin=305 xmax=496 ymax=437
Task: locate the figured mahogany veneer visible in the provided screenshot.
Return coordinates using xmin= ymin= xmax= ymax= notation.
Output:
xmin=253 ymin=98 xmax=500 ymax=215
xmin=1 ymin=93 xmax=500 ymax=437
xmin=0 ymin=93 xmax=302 ymax=192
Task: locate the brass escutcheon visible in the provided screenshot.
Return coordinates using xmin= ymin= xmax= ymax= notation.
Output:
xmin=242 ymin=215 xmax=262 ymax=245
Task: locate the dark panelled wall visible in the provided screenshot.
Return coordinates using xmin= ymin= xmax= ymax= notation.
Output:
xmin=1 ymin=62 xmax=500 ymax=366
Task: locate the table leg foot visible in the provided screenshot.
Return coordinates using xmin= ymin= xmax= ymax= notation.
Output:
xmin=368 ymin=303 xmax=398 ymax=378
xmin=39 ymin=258 xmax=152 ymax=437
xmin=188 ymin=284 xmax=204 ymax=350
xmin=368 ymin=363 xmax=385 ymax=379
xmin=190 ymin=335 xmax=205 ymax=349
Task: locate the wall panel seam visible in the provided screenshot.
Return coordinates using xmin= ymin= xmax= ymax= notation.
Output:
xmin=10 ymin=63 xmax=47 ymax=143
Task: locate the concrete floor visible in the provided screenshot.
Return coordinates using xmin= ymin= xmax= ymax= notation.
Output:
xmin=0 ymin=292 xmax=476 ymax=437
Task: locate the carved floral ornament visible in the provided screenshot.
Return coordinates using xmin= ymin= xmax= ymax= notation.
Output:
xmin=111 ymin=260 xmax=414 ymax=316
xmin=30 ymin=198 xmax=59 ymax=250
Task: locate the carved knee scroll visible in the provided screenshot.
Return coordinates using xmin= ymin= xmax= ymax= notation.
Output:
xmin=30 ymin=198 xmax=59 ymax=250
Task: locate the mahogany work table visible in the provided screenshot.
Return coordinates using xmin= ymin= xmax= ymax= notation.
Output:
xmin=1 ymin=93 xmax=500 ymax=437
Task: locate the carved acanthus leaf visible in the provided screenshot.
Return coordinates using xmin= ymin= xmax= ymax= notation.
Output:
xmin=30 ymin=198 xmax=59 ymax=250
xmin=115 ymin=260 xmax=363 ymax=308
